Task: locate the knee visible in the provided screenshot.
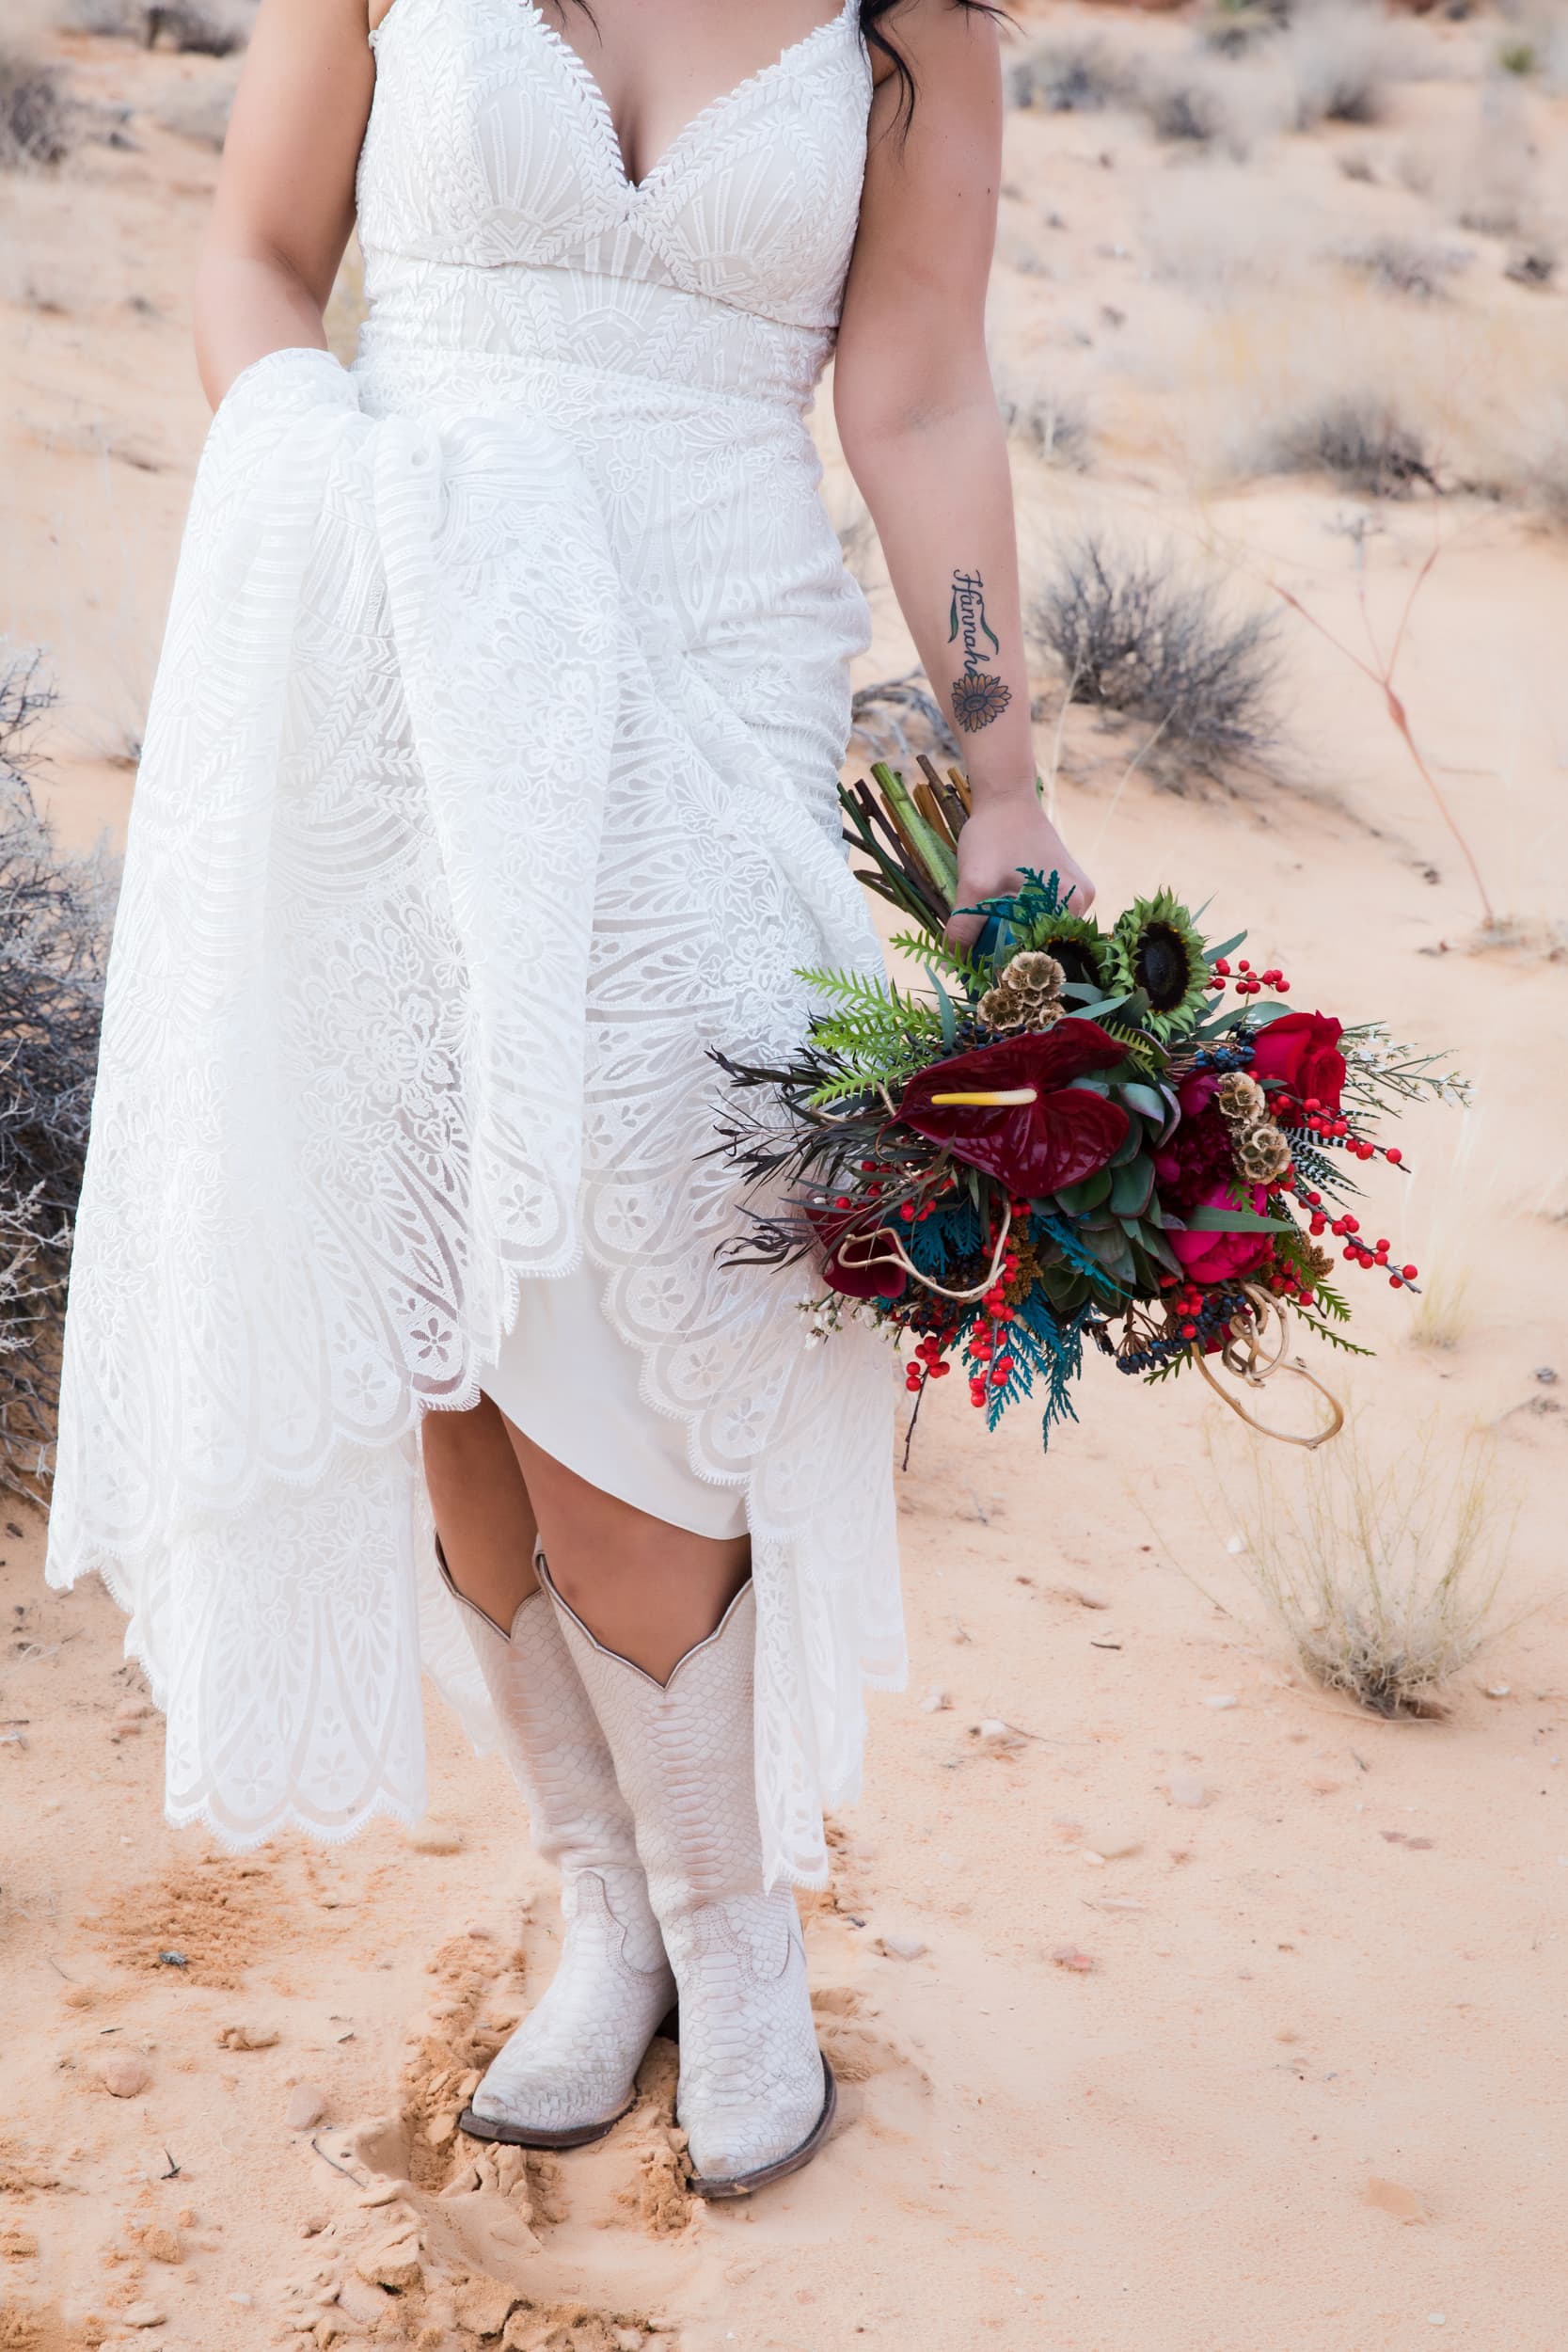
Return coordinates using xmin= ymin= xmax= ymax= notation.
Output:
xmin=422 ymin=1395 xmax=511 ymax=1470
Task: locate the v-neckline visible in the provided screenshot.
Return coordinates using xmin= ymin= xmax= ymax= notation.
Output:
xmin=521 ymin=0 xmax=857 ymax=196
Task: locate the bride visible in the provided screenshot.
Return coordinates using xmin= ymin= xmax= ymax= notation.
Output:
xmin=49 ymin=0 xmax=1092 ymax=2197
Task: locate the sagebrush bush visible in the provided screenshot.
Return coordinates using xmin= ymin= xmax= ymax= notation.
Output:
xmin=1028 ymin=536 xmax=1280 ymax=775
xmin=0 ymin=655 xmax=115 ymax=1502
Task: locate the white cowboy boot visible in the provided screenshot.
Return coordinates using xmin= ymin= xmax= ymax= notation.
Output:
xmin=439 ymin=1552 xmax=676 ymax=2148
xmin=542 ymin=1566 xmax=834 ymax=2198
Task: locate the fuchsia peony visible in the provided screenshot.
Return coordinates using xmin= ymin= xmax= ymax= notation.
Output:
xmin=1166 ymin=1183 xmax=1274 ymax=1286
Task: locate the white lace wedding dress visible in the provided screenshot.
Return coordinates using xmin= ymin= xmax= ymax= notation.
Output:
xmin=46 ymin=0 xmax=906 ymax=1888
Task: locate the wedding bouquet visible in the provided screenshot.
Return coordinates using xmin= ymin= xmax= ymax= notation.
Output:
xmin=715 ymin=757 xmax=1469 ymax=1449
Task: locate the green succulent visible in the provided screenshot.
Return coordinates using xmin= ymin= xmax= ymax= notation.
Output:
xmin=1104 ymin=890 xmax=1211 ymax=1041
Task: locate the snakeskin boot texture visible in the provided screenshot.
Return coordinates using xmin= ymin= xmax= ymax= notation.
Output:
xmin=542 ymin=1565 xmax=833 ymax=2194
xmin=441 ymin=1558 xmax=676 ymax=2148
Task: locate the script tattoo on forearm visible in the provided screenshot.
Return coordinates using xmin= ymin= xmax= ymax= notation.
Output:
xmin=946 ymin=567 xmax=1013 ymax=734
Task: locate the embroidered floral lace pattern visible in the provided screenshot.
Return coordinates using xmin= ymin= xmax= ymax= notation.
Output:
xmin=47 ymin=0 xmax=905 ymax=1886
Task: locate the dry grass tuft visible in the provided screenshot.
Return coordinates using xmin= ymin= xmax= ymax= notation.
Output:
xmin=1407 ymin=1260 xmax=1473 ymax=1354
xmin=1028 ymin=534 xmax=1280 ymax=778
xmin=999 ymin=384 xmax=1091 ymax=470
xmin=1235 ymin=1428 xmax=1509 ymax=1719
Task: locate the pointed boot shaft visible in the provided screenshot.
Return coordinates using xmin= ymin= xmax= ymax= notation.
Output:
xmin=543 ymin=1571 xmax=833 ymax=2194
xmin=442 ymin=1565 xmax=673 ymax=2146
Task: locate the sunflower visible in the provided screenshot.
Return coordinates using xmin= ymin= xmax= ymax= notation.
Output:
xmin=1008 ymin=908 xmax=1108 ymax=992
xmin=1104 ymin=890 xmax=1211 ymax=1041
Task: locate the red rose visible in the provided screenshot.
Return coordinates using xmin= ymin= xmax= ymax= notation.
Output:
xmin=1167 ymin=1182 xmax=1273 ymax=1286
xmin=1249 ymin=1010 xmax=1346 ymax=1111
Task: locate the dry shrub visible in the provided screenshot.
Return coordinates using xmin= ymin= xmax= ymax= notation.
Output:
xmin=1278 ymin=0 xmax=1408 ymax=129
xmin=1006 ymin=36 xmax=1134 ymax=114
xmin=1259 ymin=391 xmax=1440 ymax=496
xmin=847 ymin=672 xmax=958 ymax=769
xmin=0 ymin=655 xmax=115 ymax=1503
xmin=1234 ymin=1427 xmax=1508 ymax=1717
xmin=1340 ymin=233 xmax=1471 ymax=301
xmin=0 ymin=39 xmax=71 ymax=168
xmin=1028 ymin=534 xmax=1280 ymax=776
xmin=144 ymin=1 xmax=251 ymax=57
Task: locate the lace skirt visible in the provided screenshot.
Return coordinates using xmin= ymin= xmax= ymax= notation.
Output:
xmin=45 ymin=342 xmax=905 ymax=1886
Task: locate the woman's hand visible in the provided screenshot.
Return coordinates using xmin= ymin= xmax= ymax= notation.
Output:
xmin=947 ymin=789 xmax=1095 ymax=952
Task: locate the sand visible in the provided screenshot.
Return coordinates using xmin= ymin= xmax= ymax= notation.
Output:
xmin=2 ymin=5 xmax=1566 ymax=2346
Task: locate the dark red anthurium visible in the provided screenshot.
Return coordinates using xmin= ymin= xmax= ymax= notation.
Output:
xmin=804 ymin=1199 xmax=909 ymax=1300
xmin=895 ymin=1020 xmax=1130 ymax=1196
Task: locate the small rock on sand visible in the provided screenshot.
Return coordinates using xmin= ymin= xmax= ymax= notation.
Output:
xmin=143 ymin=2228 xmax=182 ymax=2264
xmin=1051 ymin=1945 xmax=1097 ymax=1972
xmin=337 ymin=2276 xmax=392 ymax=2328
xmin=878 ymin=1933 xmax=928 ymax=1963
xmin=1365 ymin=2176 xmax=1426 ymax=2223
xmin=406 ymin=1820 xmax=464 ymax=1855
xmin=1201 ymin=1693 xmax=1238 ymax=1710
xmin=217 ymin=2023 xmax=280 ymax=2051
xmin=1087 ymin=1834 xmax=1143 ymax=1861
xmin=1167 ymin=1772 xmax=1209 ymax=1809
xmin=286 ymin=2084 xmax=328 ymax=2131
xmin=919 ymin=1688 xmax=951 ymax=1713
xmin=356 ymin=2241 xmax=423 ymax=2293
xmin=122 ymin=2305 xmax=167 ymax=2329
xmin=454 ymin=2278 xmax=518 ymax=2336
xmin=100 ymin=2054 xmax=151 ymax=2098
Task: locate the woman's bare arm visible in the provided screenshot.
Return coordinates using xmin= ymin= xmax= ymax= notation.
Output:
xmin=193 ymin=0 xmax=378 ymax=406
xmin=833 ymin=0 xmax=1093 ymax=939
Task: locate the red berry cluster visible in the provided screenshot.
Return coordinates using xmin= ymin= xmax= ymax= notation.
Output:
xmin=1283 ymin=1096 xmax=1406 ymax=1169
xmin=1302 ymin=1195 xmax=1418 ymax=1289
xmin=903 ymin=1214 xmax=1027 ymax=1406
xmin=1208 ymin=957 xmax=1291 ymax=997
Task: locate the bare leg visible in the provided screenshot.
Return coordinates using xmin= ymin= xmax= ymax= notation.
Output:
xmin=501 ymin=1422 xmax=750 ymax=1682
xmin=422 ymin=1395 xmax=540 ymax=1630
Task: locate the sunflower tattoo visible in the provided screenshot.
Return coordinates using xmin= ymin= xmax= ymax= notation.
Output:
xmin=947 ymin=567 xmax=1013 ymax=735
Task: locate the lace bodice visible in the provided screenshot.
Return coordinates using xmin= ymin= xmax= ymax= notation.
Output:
xmin=356 ymin=0 xmax=872 ymax=404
